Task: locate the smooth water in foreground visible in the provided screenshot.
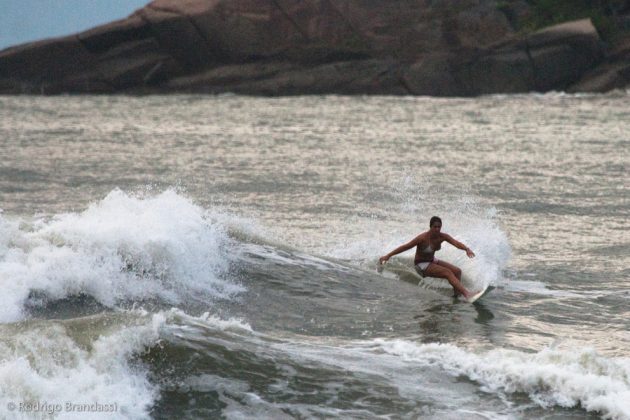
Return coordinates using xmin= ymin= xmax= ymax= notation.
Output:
xmin=0 ymin=93 xmax=628 ymax=419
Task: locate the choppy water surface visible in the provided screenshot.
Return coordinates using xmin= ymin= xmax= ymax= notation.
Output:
xmin=0 ymin=93 xmax=628 ymax=419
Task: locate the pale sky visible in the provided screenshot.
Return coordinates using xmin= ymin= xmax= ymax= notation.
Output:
xmin=0 ymin=0 xmax=149 ymax=50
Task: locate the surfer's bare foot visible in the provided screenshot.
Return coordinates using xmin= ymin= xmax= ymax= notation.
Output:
xmin=463 ymin=290 xmax=477 ymax=300
xmin=464 ymin=290 xmax=482 ymax=302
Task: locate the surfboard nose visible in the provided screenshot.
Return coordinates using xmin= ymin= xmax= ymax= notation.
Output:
xmin=466 ymin=285 xmax=489 ymax=303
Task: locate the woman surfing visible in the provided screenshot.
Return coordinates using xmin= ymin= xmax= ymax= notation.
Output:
xmin=379 ymin=216 xmax=482 ymax=301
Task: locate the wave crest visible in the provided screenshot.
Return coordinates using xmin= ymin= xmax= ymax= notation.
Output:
xmin=0 ymin=189 xmax=243 ymax=322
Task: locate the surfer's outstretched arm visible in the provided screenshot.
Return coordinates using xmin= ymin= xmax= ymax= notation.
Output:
xmin=443 ymin=234 xmax=475 ymax=258
xmin=379 ymin=236 xmax=421 ymax=264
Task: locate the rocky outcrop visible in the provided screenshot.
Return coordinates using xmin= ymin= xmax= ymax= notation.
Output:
xmin=0 ymin=0 xmax=619 ymax=96
xmin=569 ymin=37 xmax=630 ymax=92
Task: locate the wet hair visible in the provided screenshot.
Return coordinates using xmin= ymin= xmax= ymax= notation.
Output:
xmin=429 ymin=216 xmax=442 ymax=227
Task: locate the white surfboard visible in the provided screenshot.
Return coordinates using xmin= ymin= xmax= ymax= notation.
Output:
xmin=380 ymin=260 xmax=492 ymax=303
xmin=466 ymin=284 xmax=491 ymax=303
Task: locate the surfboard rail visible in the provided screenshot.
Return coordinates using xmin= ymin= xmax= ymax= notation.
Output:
xmin=466 ymin=285 xmax=490 ymax=303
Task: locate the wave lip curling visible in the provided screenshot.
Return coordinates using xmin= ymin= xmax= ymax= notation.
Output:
xmin=0 ymin=189 xmax=243 ymax=322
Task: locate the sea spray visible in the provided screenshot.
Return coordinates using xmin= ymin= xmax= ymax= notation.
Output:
xmin=326 ymin=176 xmax=511 ymax=290
xmin=0 ymin=312 xmax=163 ymax=419
xmin=0 ymin=189 xmax=243 ymax=322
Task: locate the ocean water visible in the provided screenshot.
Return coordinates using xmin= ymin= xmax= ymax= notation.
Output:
xmin=0 ymin=93 xmax=628 ymax=419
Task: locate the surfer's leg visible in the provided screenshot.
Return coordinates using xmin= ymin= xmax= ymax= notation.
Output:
xmin=434 ymin=260 xmax=463 ymax=296
xmin=435 ymin=260 xmax=462 ymax=280
xmin=423 ymin=264 xmax=471 ymax=298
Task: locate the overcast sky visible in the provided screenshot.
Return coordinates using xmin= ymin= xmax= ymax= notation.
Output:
xmin=0 ymin=0 xmax=149 ymax=50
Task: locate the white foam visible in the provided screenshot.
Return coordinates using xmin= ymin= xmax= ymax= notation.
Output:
xmin=0 ymin=312 xmax=165 ymax=419
xmin=0 ymin=189 xmax=244 ymax=322
xmin=267 ymin=334 xmax=630 ymax=419
xmin=373 ymin=339 xmax=630 ymax=419
xmin=165 ymin=308 xmax=253 ymax=334
xmin=238 ymin=242 xmax=347 ymax=275
xmin=0 ymin=309 xmax=259 ymax=419
xmin=327 ymin=182 xmax=511 ymax=290
xmin=47 ymin=308 xmax=624 ymax=420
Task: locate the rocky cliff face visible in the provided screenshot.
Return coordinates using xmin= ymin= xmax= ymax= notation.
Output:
xmin=0 ymin=0 xmax=626 ymax=96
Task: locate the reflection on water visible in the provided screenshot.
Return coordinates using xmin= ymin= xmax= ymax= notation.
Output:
xmin=472 ymin=301 xmax=495 ymax=324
